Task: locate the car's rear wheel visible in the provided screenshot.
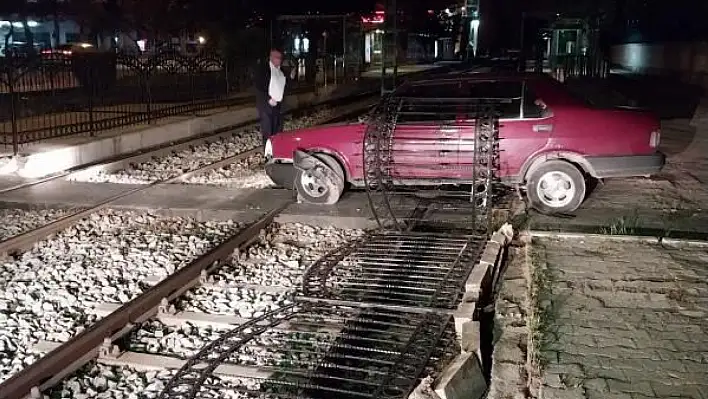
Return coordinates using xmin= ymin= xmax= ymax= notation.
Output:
xmin=294 ymin=154 xmax=345 ymax=205
xmin=526 ymin=160 xmax=586 ymax=214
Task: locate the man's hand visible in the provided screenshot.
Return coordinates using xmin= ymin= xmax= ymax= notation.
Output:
xmin=268 ymin=98 xmax=277 ymax=106
xmin=290 ymin=68 xmax=296 ymax=80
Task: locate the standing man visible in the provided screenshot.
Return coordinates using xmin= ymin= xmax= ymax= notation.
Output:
xmin=254 ymin=49 xmax=295 ymax=144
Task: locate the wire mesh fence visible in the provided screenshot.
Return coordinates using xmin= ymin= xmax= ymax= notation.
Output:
xmin=0 ymin=51 xmax=254 ymax=153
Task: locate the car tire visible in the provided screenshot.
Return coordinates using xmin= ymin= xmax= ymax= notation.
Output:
xmin=294 ymin=154 xmax=345 ymax=205
xmin=526 ymin=160 xmax=586 ymax=214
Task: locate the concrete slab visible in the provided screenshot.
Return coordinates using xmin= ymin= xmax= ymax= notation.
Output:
xmin=0 ymin=175 xmax=39 ymax=193
xmin=277 ymin=191 xmax=377 ymax=229
xmin=0 ymin=180 xmax=135 ymax=206
xmin=111 ymin=185 xmax=293 ymax=220
xmin=433 ymin=352 xmax=487 ymax=399
xmin=453 ymin=302 xmax=476 ymax=338
xmin=0 ymin=181 xmax=292 ymax=221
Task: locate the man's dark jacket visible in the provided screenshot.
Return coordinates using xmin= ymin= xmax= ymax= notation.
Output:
xmin=253 ymin=62 xmax=293 ymax=112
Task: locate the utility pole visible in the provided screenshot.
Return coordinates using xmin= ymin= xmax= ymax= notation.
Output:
xmin=380 ymin=0 xmax=398 ymax=96
xmin=518 ymin=12 xmax=526 ymax=72
xmin=392 ymin=0 xmax=398 ymax=86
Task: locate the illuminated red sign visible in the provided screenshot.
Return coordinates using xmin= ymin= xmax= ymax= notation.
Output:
xmin=361 ymin=12 xmax=384 ymax=24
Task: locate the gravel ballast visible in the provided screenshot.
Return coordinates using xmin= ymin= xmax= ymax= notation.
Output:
xmin=0 ymin=207 xmax=84 ymax=242
xmin=0 ymin=210 xmax=245 ymax=384
xmin=45 ymin=223 xmax=366 ymax=398
xmin=75 ymin=108 xmax=338 ymax=185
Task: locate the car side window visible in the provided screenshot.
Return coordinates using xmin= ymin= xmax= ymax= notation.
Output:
xmin=394 ymin=80 xmax=526 ymax=122
xmin=522 ymin=86 xmax=547 ymax=119
xmin=395 ymin=83 xmax=475 ymax=124
xmin=472 ymin=81 xmax=523 ymax=120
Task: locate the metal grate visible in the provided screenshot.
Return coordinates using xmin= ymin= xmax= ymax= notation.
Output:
xmin=362 ymin=78 xmax=505 ymax=233
xmin=301 ymin=232 xmax=486 ymax=312
xmin=159 ymin=303 xmax=450 ymax=399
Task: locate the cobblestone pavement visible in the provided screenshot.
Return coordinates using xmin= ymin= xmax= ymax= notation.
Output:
xmin=530 ymin=113 xmax=708 ymax=234
xmin=531 ymin=236 xmax=708 ymax=399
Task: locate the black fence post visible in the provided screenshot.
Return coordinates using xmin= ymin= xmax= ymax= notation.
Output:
xmin=190 ymin=67 xmax=196 ymax=114
xmin=145 ymin=70 xmax=152 ymax=124
xmin=9 ymin=74 xmax=19 ymax=156
xmin=225 ymin=58 xmax=230 ymax=104
xmin=88 ymin=69 xmax=95 ymax=137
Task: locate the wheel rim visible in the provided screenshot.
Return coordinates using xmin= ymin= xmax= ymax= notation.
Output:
xmin=536 ymin=171 xmax=576 ymax=208
xmin=300 ymin=169 xmax=328 ymax=198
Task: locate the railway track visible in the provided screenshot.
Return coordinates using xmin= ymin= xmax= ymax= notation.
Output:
xmin=0 ymin=91 xmax=376 ymax=195
xmin=0 ymin=198 xmax=508 ymax=399
xmin=0 ymin=96 xmax=375 ymax=257
xmin=0 ymin=93 xmax=380 ymax=398
xmin=0 ymin=211 xmax=499 ymax=399
xmin=0 ymin=68 xmax=512 ymax=399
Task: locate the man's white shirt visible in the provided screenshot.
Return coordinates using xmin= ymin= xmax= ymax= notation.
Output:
xmin=268 ymin=61 xmax=286 ymax=103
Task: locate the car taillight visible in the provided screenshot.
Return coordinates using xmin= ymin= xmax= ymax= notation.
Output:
xmin=650 ymin=129 xmax=661 ymax=148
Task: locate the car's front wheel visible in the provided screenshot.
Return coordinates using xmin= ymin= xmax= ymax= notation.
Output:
xmin=526 ymin=160 xmax=586 ymax=214
xmin=294 ymin=154 xmax=345 ymax=205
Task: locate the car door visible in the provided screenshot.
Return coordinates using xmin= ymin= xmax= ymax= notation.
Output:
xmin=499 ymin=81 xmax=554 ymax=179
xmin=388 ymin=86 xmax=466 ymax=182
xmin=456 ymin=80 xmax=553 ymax=182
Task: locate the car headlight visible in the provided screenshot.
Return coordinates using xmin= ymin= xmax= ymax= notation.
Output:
xmin=264 ymin=139 xmax=273 ymax=158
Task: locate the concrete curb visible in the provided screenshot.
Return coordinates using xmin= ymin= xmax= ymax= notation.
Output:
xmin=527 ymin=230 xmax=708 ymax=247
xmin=411 ymin=223 xmax=514 ymax=399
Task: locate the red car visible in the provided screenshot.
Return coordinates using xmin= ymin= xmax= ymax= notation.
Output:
xmin=265 ymin=73 xmax=665 ymax=214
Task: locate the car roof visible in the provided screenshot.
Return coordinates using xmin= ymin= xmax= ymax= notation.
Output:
xmin=398 ymin=72 xmax=580 ymax=108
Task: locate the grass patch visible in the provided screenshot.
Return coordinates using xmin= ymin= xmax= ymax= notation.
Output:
xmin=660 ymin=202 xmax=701 ymax=239
xmin=598 ymin=210 xmax=640 ymax=235
xmin=527 ymin=241 xmax=562 ymax=374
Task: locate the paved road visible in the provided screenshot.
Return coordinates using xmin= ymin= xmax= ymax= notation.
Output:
xmin=533 ymin=235 xmax=708 ymax=399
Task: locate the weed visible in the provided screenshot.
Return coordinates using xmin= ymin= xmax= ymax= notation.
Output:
xmin=599 ymin=210 xmax=640 ymax=235
xmin=660 ymin=202 xmax=700 ymax=239
xmin=527 ymin=242 xmax=562 ymax=374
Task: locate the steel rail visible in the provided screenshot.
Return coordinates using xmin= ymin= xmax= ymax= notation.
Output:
xmin=0 ymin=147 xmax=260 ymax=257
xmin=0 ymin=203 xmax=288 ymax=399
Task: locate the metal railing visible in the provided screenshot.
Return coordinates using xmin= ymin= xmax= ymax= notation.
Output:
xmin=550 ymin=54 xmax=610 ymax=82
xmin=0 ymin=51 xmax=253 ymax=154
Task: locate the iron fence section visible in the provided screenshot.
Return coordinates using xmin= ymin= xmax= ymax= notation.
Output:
xmin=301 ymin=231 xmax=487 ymax=312
xmin=0 ymin=51 xmax=253 ymax=153
xmin=158 ymin=303 xmax=451 ymax=399
xmin=362 ymin=78 xmax=504 ymax=233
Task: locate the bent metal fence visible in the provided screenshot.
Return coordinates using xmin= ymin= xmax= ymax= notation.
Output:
xmin=0 ymin=51 xmax=252 ymax=154
xmin=362 ymin=78 xmax=505 ymax=233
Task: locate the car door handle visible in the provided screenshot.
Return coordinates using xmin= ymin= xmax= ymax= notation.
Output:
xmin=533 ymin=124 xmax=553 ymax=132
xmin=440 ymin=128 xmax=458 ymax=136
